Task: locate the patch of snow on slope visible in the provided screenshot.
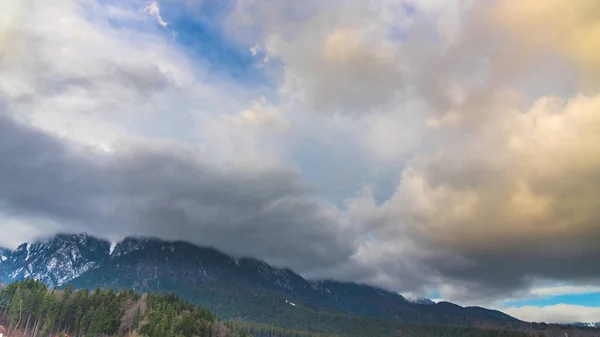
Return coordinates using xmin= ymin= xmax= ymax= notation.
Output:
xmin=56 ymin=261 xmax=96 ymax=286
xmin=9 ymin=267 xmax=24 ymax=279
xmin=70 ymin=249 xmax=78 ymax=262
xmin=47 ymin=257 xmax=58 ymax=271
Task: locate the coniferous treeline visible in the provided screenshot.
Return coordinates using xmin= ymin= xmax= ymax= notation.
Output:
xmin=0 ymin=279 xmax=249 ymax=337
xmin=232 ymin=319 xmax=538 ymax=337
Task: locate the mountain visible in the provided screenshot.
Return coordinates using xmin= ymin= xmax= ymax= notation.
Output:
xmin=0 ymin=233 xmax=519 ymax=329
xmin=0 ymin=248 xmax=10 ymax=262
xmin=70 ymin=237 xmax=431 ymax=323
xmin=411 ymin=298 xmax=435 ymax=305
xmin=0 ymin=247 xmax=11 ymax=283
xmin=0 ymin=233 xmax=110 ymax=288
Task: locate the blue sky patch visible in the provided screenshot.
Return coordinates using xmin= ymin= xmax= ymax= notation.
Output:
xmin=503 ymin=292 xmax=600 ymax=308
xmin=150 ymin=0 xmax=281 ymax=88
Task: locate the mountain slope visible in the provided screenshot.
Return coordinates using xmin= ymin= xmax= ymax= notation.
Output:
xmin=0 ymin=233 xmax=110 ymax=288
xmin=0 ymin=247 xmax=11 ymax=283
xmin=0 ymin=233 xmax=518 ymax=328
xmin=0 ymin=248 xmax=10 ymax=262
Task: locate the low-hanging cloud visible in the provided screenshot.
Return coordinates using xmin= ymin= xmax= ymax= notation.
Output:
xmin=0 ymin=112 xmax=356 ymax=273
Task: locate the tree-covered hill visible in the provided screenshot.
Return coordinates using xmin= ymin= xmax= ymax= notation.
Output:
xmin=1 ymin=280 xmax=598 ymax=337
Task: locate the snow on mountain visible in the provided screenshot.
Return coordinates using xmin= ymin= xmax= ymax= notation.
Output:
xmin=110 ymin=236 xmax=162 ymax=258
xmin=0 ymin=233 xmax=110 ymax=287
xmin=411 ymin=298 xmax=436 ymax=305
xmin=568 ymin=322 xmax=600 ymax=328
xmin=0 ymin=247 xmax=10 ymax=262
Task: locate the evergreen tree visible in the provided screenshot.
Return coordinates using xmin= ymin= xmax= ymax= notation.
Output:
xmin=8 ymin=287 xmax=24 ymax=334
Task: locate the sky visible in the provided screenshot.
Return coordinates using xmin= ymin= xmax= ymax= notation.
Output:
xmin=1 ymin=0 xmax=599 ymax=324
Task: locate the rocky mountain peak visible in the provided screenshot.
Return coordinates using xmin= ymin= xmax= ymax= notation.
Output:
xmin=0 ymin=233 xmax=110 ymax=288
xmin=412 ymin=298 xmax=436 ymax=305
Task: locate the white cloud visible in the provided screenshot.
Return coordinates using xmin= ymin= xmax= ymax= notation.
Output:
xmin=503 ymin=304 xmax=600 ymax=324
xmin=144 ymin=1 xmax=168 ymax=28
xmin=250 ymin=45 xmax=259 ymax=56
xmin=0 ymin=214 xmax=62 ymax=249
xmin=488 ymin=284 xmax=600 ymax=309
xmin=529 ymin=285 xmax=600 ymax=298
xmin=226 ymin=98 xmax=289 ymax=130
xmin=0 ymin=0 xmax=199 ymax=146
xmin=0 ymin=0 xmax=272 ymax=163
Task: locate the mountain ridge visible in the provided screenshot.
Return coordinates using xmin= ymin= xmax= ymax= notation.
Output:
xmin=0 ymin=233 xmax=519 ymax=328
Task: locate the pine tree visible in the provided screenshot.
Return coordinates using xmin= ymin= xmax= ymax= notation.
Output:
xmin=7 ymin=287 xmax=23 ymax=334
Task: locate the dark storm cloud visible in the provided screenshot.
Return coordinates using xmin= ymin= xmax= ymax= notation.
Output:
xmin=0 ymin=112 xmax=356 ymax=273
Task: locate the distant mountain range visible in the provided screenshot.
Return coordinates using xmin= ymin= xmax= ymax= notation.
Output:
xmin=0 ymin=233 xmax=519 ymax=330
xmin=569 ymin=323 xmax=600 ymax=329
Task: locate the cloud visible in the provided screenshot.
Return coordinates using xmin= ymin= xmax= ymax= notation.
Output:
xmin=0 ymin=216 xmax=62 ymax=249
xmin=0 ymin=112 xmax=355 ymax=272
xmin=0 ymin=0 xmax=199 ymax=148
xmin=503 ymin=304 xmax=600 ymax=324
xmin=144 ymin=1 xmax=168 ymax=28
xmin=225 ymin=97 xmax=289 ymax=130
xmin=226 ymin=0 xmax=407 ymax=114
xmin=346 ymin=92 xmax=600 ymax=302
xmin=2 ymin=0 xmax=600 ymax=321
xmin=529 ymin=286 xmax=600 ymax=298
xmin=0 ymin=0 xmax=352 ymax=275
xmin=491 ymin=0 xmax=600 ymax=85
xmin=309 ymin=0 xmax=600 ymax=303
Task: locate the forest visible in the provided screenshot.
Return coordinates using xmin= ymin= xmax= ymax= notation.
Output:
xmin=0 ymin=279 xmax=248 ymax=337
xmin=0 ymin=280 xmax=562 ymax=337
